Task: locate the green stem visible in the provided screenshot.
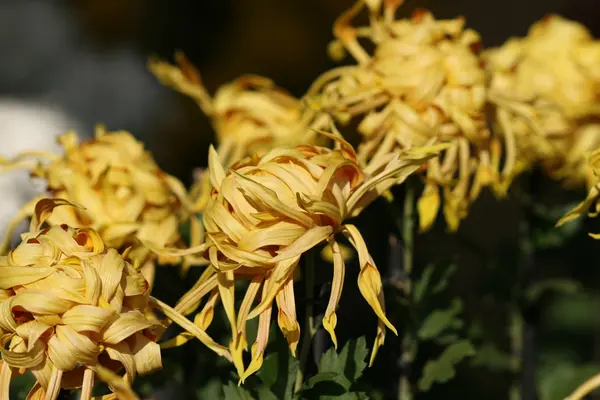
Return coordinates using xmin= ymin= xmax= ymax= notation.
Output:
xmin=511 ymin=181 xmax=537 ymax=400
xmin=295 ymin=252 xmax=317 ymax=393
xmin=509 ymin=306 xmax=523 ymax=400
xmin=399 ymin=180 xmax=416 ymax=400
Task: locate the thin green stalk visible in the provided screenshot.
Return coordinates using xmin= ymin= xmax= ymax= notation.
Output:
xmin=509 ymin=306 xmax=523 ymax=400
xmin=399 ymin=180 xmax=416 ymax=400
xmin=512 ymin=181 xmax=537 ymax=400
xmin=518 ymin=215 xmax=537 ymax=400
xmin=295 ymin=252 xmax=317 ymax=393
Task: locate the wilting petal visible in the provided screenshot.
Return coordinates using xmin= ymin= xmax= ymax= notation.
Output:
xmin=276 ymin=277 xmax=300 ymax=356
xmin=175 ymin=272 xmax=218 ymax=316
xmin=91 ymin=365 xmax=139 ymax=400
xmin=240 ymin=287 xmax=273 ymax=382
xmin=417 ymin=184 xmax=440 ymax=232
xmin=161 ymin=289 xmax=221 ymax=350
xmin=248 ymin=256 xmax=300 ymax=320
xmin=105 ymin=341 xmax=136 ymax=381
xmin=347 ymin=145 xmax=446 ymax=216
xmin=557 ymin=186 xmax=599 ymax=226
xmin=272 ymin=225 xmax=333 ymax=262
xmin=150 ymin=297 xmax=232 ymax=361
xmin=29 ymin=198 xmax=82 ymax=232
xmin=322 ymin=240 xmax=345 ymax=349
xmin=344 ymin=224 xmax=397 ymax=335
xmin=131 ymin=333 xmax=162 ymax=375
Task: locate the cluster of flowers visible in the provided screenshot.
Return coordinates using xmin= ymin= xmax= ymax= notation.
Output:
xmin=1 ymin=0 xmax=600 ymax=398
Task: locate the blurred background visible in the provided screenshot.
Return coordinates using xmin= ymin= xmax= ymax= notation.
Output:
xmin=2 ymin=0 xmax=600 ymax=399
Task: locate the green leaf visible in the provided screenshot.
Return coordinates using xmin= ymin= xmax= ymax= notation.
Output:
xmin=544 ymin=293 xmax=600 ymax=333
xmin=9 ymin=372 xmax=35 ymax=400
xmin=257 ymin=387 xmax=281 ymax=400
xmin=539 ymin=362 xmax=600 ymax=400
xmin=413 ymin=264 xmax=457 ymax=304
xmin=418 ymin=298 xmax=463 ymax=341
xmin=256 ymin=327 xmax=300 ymax=400
xmin=197 ymin=380 xmax=225 ymax=400
xmin=525 ymin=279 xmax=580 ymax=304
xmin=338 ymin=336 xmax=369 ymax=382
xmin=301 ymin=337 xmax=370 ymax=398
xmin=413 ymin=264 xmax=435 ymax=304
xmin=418 ymin=340 xmax=475 ymax=392
xmin=302 ymin=372 xmax=342 ymax=391
xmin=471 ymin=342 xmax=517 ymax=372
xmin=431 ymin=264 xmax=457 ymax=295
xmin=435 ymin=334 xmax=460 ymax=345
xmin=223 ymin=381 xmax=253 ymax=400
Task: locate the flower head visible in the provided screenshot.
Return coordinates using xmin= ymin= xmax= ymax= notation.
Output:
xmin=306 ymin=0 xmax=506 ymax=231
xmin=0 ymin=126 xmax=195 ymax=276
xmin=484 ymin=15 xmax=600 ymax=189
xmin=157 ymin=131 xmax=445 ymax=381
xmin=0 ymin=199 xmax=162 ymax=400
xmin=149 ymin=53 xmax=327 ymax=168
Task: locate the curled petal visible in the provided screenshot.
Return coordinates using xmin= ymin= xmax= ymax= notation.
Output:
xmin=0 ymin=334 xmax=45 ymax=369
xmin=132 ymin=333 xmax=162 ymax=375
xmin=102 ymin=311 xmax=156 ymax=345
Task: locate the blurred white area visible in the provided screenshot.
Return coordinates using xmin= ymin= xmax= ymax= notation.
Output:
xmin=0 ymin=100 xmax=80 ymax=239
xmin=0 ymin=0 xmax=167 ymax=139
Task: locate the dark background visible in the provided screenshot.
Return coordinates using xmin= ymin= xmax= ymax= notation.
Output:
xmin=3 ymin=1 xmax=600 ymax=399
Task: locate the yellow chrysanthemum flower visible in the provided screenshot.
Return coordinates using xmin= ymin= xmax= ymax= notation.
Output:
xmin=484 ymin=15 xmax=600 ymax=189
xmin=306 ymin=0 xmax=508 ymax=231
xmin=0 ymin=126 xmax=202 ymax=282
xmin=0 ymin=198 xmax=233 ymax=399
xmin=150 ymin=130 xmax=446 ymax=381
xmin=149 ymin=53 xmax=329 ymax=169
xmin=0 ymin=198 xmax=162 ymax=400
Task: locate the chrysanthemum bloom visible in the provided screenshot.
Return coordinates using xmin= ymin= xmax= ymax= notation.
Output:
xmin=0 ymin=126 xmax=202 ymax=282
xmin=0 ymin=198 xmax=162 ymax=400
xmin=484 ymin=15 xmax=600 ymax=189
xmin=151 ymin=131 xmax=445 ymax=381
xmin=305 ymin=0 xmax=508 ymax=231
xmin=0 ymin=198 xmax=231 ymax=399
xmin=557 ymin=148 xmax=600 ymax=230
xmin=149 ymin=53 xmax=329 ymax=169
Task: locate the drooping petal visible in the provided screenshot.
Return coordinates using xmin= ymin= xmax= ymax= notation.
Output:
xmin=131 ymin=333 xmax=162 ymax=375
xmin=91 ymin=365 xmax=139 ymax=400
xmin=248 ymin=256 xmax=300 ymax=320
xmin=343 ymin=224 xmax=397 ymax=335
xmin=149 ymin=297 xmax=232 ymax=361
xmin=322 ymin=240 xmax=346 ymax=349
xmin=240 ymin=286 xmax=273 ymax=383
xmin=275 ymin=277 xmax=300 ymax=356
